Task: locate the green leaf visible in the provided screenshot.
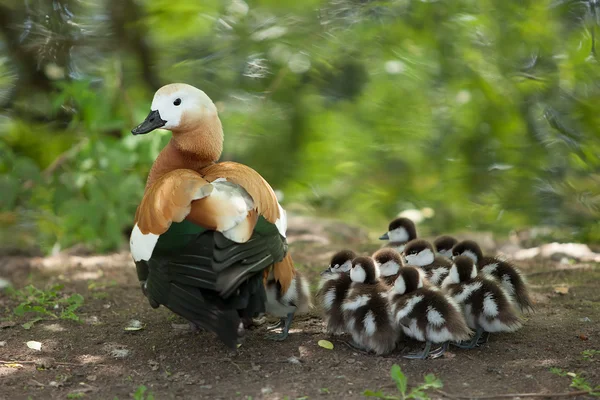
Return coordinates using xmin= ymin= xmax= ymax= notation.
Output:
xmin=390 ymin=365 xmax=407 ymax=396
xmin=317 ymin=340 xmax=334 ymax=350
xmin=22 ymin=317 xmax=43 ymax=330
xmin=422 ymin=374 xmax=443 ymax=389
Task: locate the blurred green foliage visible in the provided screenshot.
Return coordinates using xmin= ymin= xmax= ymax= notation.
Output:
xmin=1 ymin=0 xmax=600 ymax=253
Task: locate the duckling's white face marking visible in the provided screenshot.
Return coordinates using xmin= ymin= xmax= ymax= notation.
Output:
xmin=470 ymin=264 xmax=478 ymax=279
xmin=378 ymin=261 xmax=401 ymax=277
xmin=130 ymin=223 xmax=159 ymax=262
xmin=350 ymin=263 xmax=366 ymax=283
xmin=405 ymin=248 xmax=434 ymax=267
xmin=388 ymin=227 xmax=409 ymax=243
xmin=483 ymin=292 xmax=499 ymax=317
xmin=460 ymin=249 xmax=479 ymax=264
xmin=151 ymin=84 xmax=217 ymax=130
xmin=393 ymin=275 xmax=406 ymax=295
xmin=336 ymin=260 xmax=353 ymax=273
xmin=438 ymin=249 xmax=453 ymax=258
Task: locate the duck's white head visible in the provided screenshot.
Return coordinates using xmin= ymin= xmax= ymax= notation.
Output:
xmin=132 ymin=83 xmax=219 ymax=134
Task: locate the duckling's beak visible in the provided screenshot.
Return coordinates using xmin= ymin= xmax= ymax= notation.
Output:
xmin=379 ymin=232 xmax=390 ymax=240
xmin=320 ymin=267 xmax=333 ymax=276
xmin=132 ymin=110 xmax=167 ymax=135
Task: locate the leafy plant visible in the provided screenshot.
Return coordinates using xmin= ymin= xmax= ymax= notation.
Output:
xmin=550 ymin=368 xmax=600 ymax=396
xmin=67 ymin=393 xmax=86 ymax=399
xmin=582 ymin=350 xmax=600 ymax=362
xmin=133 ymin=385 xmax=154 ymax=400
xmin=364 ymin=365 xmax=443 ymax=400
xmin=7 ymin=284 xmax=84 ymax=328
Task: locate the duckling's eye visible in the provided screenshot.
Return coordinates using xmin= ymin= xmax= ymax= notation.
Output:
xmin=173 ymin=98 xmax=182 ymax=106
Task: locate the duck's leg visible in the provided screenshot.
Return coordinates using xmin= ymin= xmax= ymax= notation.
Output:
xmin=266 ymin=319 xmax=285 ymax=331
xmin=265 ymin=312 xmax=294 ymax=341
xmin=344 ymin=339 xmax=370 ymax=353
xmin=428 ymin=342 xmax=448 ymax=359
xmin=452 ymin=327 xmax=484 ymax=349
xmin=403 ymin=341 xmax=432 ymax=360
xmin=477 ymin=331 xmax=490 ymax=345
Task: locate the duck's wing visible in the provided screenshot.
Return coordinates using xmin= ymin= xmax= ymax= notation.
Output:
xmin=137 ymin=225 xmax=287 ymax=349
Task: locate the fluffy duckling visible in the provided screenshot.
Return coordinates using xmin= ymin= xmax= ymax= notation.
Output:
xmin=379 ymin=217 xmax=417 ymax=253
xmin=316 ymin=250 xmax=357 ymax=335
xmin=390 ymin=267 xmax=472 ymax=359
xmin=452 ymin=240 xmax=534 ymax=313
xmin=342 ymin=257 xmax=397 ymax=355
xmin=403 ymin=239 xmax=452 ymax=286
xmin=441 ymin=256 xmax=522 ymax=348
xmin=434 ymin=235 xmax=458 ymax=259
xmin=264 ymin=268 xmax=312 ymax=340
xmin=372 ymin=248 xmax=404 ymax=286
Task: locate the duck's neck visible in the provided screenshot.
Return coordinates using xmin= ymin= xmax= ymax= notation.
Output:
xmin=145 ymin=115 xmax=224 ymax=190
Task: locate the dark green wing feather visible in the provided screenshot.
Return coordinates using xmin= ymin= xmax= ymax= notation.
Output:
xmin=135 ymin=218 xmax=287 ymax=349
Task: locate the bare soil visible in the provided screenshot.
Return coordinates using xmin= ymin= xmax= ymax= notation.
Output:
xmin=1 ymin=217 xmax=599 ymax=400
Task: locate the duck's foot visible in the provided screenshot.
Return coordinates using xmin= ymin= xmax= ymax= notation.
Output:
xmin=477 ymin=331 xmax=490 ymax=345
xmin=452 ymin=328 xmax=484 ymax=349
xmin=403 ymin=341 xmax=433 ymax=360
xmin=189 ymin=321 xmax=204 ymax=333
xmin=343 ymin=339 xmax=370 ymax=354
xmin=428 ymin=342 xmax=448 ymax=359
xmin=265 ymin=312 xmax=294 ymax=341
xmin=266 ymin=319 xmax=285 ymax=331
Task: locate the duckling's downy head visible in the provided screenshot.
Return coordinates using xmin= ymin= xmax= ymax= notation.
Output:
xmin=452 ymin=240 xmax=483 ymax=263
xmin=321 ymin=249 xmax=356 ymax=275
xmin=444 ymin=255 xmax=477 ymax=285
xmin=350 ymin=256 xmax=380 ymax=284
xmin=392 ymin=266 xmax=423 ymax=295
xmin=379 ymin=217 xmax=417 ymax=242
xmin=434 ymin=235 xmax=458 ymax=258
xmin=132 ymin=83 xmax=218 ymax=134
xmin=403 ymin=239 xmax=435 ymax=266
xmin=372 ymin=248 xmax=403 ymax=278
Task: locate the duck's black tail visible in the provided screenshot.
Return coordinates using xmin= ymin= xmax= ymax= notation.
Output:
xmin=136 ymin=228 xmax=287 ymax=348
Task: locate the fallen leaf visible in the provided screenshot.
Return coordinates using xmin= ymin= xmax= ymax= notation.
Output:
xmin=35 ymin=357 xmax=55 ymax=369
xmin=579 ymin=334 xmax=589 ymax=341
xmin=318 ymin=340 xmax=334 ymax=350
xmin=567 ymin=372 xmax=577 ymax=378
xmin=124 ymin=319 xmax=144 ymax=331
xmin=0 ymin=341 xmax=6 ymax=347
xmin=3 ymin=363 xmax=23 ymax=368
xmin=26 ymin=341 xmax=42 ymax=351
xmin=553 ymin=285 xmax=569 ymax=295
xmin=236 ymin=343 xmax=242 ymax=348
xmin=110 ymin=349 xmax=130 ymax=358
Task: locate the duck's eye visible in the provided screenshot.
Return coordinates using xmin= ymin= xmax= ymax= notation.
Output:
xmin=173 ymin=98 xmax=182 ymax=106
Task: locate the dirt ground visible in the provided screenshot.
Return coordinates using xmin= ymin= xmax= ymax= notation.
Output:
xmin=0 ymin=217 xmax=599 ymax=400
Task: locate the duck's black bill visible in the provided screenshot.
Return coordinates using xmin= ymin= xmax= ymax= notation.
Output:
xmin=379 ymin=233 xmax=390 ymax=240
xmin=320 ymin=267 xmax=333 ymax=276
xmin=131 ymin=110 xmax=167 ymax=135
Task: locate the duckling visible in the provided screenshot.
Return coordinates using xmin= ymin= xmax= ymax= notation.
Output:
xmin=379 ymin=217 xmax=417 ymax=253
xmin=434 ymin=235 xmax=458 ymax=259
xmin=264 ymin=266 xmax=311 ymax=340
xmin=452 ymin=240 xmax=534 ymax=313
xmin=403 ymin=239 xmax=452 ymax=286
xmin=342 ymin=256 xmax=397 ymax=355
xmin=441 ymin=256 xmax=522 ymax=349
xmin=390 ymin=267 xmax=472 ymax=359
xmin=130 ymin=83 xmax=296 ymax=348
xmin=316 ymin=250 xmax=357 ymax=335
xmin=372 ymin=248 xmax=404 ymax=286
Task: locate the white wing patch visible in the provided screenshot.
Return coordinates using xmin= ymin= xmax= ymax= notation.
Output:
xmin=364 ymin=311 xmax=377 ymax=335
xmin=426 ymin=306 xmax=445 ymax=326
xmin=130 ymin=224 xmax=160 ymax=262
xmin=323 ymin=288 xmax=337 ymax=310
xmin=453 ymin=281 xmax=483 ymax=304
xmin=428 ymin=267 xmax=448 ymax=286
xmin=275 ymin=203 xmax=287 ymax=238
xmin=482 ymin=292 xmax=499 ymax=317
xmin=441 ymin=265 xmax=460 ymax=288
xmin=394 ymin=295 xmax=424 ymax=322
xmin=481 ymin=263 xmax=499 ymax=275
xmin=342 ymin=294 xmax=370 ymax=311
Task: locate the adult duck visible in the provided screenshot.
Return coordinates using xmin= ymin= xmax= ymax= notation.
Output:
xmin=129 ymin=83 xmax=295 ymax=348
